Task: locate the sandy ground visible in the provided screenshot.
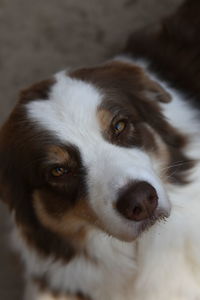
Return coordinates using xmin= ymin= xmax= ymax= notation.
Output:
xmin=0 ymin=0 xmax=183 ymax=299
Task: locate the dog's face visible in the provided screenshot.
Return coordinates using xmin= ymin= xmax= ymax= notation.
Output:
xmin=0 ymin=61 xmax=191 ymax=257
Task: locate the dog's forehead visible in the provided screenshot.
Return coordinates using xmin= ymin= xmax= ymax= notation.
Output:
xmin=26 ymin=71 xmax=103 ymax=143
xmin=52 ymin=71 xmax=102 ymax=116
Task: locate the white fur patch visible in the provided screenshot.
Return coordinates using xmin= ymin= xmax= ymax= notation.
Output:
xmin=12 ymin=227 xmax=136 ymax=300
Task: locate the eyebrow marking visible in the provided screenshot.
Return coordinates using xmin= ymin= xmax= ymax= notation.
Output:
xmin=47 ymin=145 xmax=70 ymax=165
xmin=97 ymin=108 xmax=113 ymax=131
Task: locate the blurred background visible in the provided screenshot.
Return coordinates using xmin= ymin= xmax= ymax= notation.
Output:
xmin=0 ymin=0 xmax=183 ymax=299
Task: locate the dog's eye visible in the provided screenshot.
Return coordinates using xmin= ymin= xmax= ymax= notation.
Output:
xmin=51 ymin=166 xmax=68 ymax=177
xmin=113 ymin=120 xmax=126 ymax=135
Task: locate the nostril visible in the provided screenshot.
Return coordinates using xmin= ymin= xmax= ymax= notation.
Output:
xmin=116 ymin=181 xmax=158 ymax=222
xmin=126 ymin=204 xmax=142 ymax=220
xmin=132 ymin=205 xmax=142 ymax=216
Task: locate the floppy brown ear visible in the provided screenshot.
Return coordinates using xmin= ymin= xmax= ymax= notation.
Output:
xmin=0 ymin=120 xmax=23 ymax=209
xmin=144 ymin=78 xmax=172 ymax=103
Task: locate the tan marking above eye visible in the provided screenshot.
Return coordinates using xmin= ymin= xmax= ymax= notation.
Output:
xmin=97 ymin=108 xmax=113 ymax=131
xmin=48 ymin=146 xmax=70 ymax=165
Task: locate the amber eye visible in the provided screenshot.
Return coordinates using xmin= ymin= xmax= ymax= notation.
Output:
xmin=51 ymin=166 xmax=68 ymax=177
xmin=113 ymin=120 xmax=126 ymax=135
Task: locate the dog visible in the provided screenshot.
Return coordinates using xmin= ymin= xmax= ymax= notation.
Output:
xmin=1 ymin=0 xmax=200 ymax=299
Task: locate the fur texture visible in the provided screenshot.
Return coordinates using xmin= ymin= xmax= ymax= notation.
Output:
xmin=1 ymin=0 xmax=200 ymax=299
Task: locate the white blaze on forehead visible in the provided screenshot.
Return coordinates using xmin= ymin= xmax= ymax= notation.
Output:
xmin=27 ymin=71 xmax=102 ymax=146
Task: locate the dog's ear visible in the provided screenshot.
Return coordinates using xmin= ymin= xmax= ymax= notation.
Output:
xmin=19 ymin=78 xmax=54 ymax=103
xmin=112 ymin=61 xmax=172 ymax=103
xmin=143 ymin=77 xmax=172 ymax=103
xmin=0 ymin=114 xmax=27 ymax=209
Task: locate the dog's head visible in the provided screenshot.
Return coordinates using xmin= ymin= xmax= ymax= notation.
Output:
xmin=0 ymin=61 xmax=192 ymax=258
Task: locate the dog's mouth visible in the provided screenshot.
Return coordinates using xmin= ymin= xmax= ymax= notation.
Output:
xmin=137 ymin=210 xmax=169 ymax=236
xmin=95 ymin=205 xmax=170 ymax=243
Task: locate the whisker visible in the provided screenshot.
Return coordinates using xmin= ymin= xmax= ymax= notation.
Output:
xmin=160 ymin=160 xmax=194 ymax=172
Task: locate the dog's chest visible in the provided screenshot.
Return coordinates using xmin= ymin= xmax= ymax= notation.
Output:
xmin=44 ymin=225 xmax=200 ymax=300
xmin=15 ymin=229 xmax=137 ymax=300
xmin=46 ymin=233 xmax=137 ymax=300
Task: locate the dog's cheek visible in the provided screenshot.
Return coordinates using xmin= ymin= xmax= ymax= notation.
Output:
xmin=146 ymin=128 xmax=171 ymax=182
xmin=33 ymin=190 xmax=96 ymax=247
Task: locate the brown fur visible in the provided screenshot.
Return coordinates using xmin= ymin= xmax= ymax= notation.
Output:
xmin=33 ymin=191 xmax=95 ymax=249
xmin=0 ymin=90 xmax=89 ymax=261
xmin=20 ymin=78 xmax=55 ymax=103
xmin=47 ymin=145 xmax=71 ymax=165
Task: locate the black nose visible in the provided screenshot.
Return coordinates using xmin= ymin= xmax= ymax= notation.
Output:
xmin=116 ymin=181 xmax=158 ymax=221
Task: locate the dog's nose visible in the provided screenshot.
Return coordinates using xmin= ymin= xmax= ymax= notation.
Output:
xmin=116 ymin=181 xmax=158 ymax=221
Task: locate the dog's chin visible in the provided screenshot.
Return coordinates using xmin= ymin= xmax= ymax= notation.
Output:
xmin=136 ymin=211 xmax=169 ymax=237
xmin=106 ymin=210 xmax=170 ymax=243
